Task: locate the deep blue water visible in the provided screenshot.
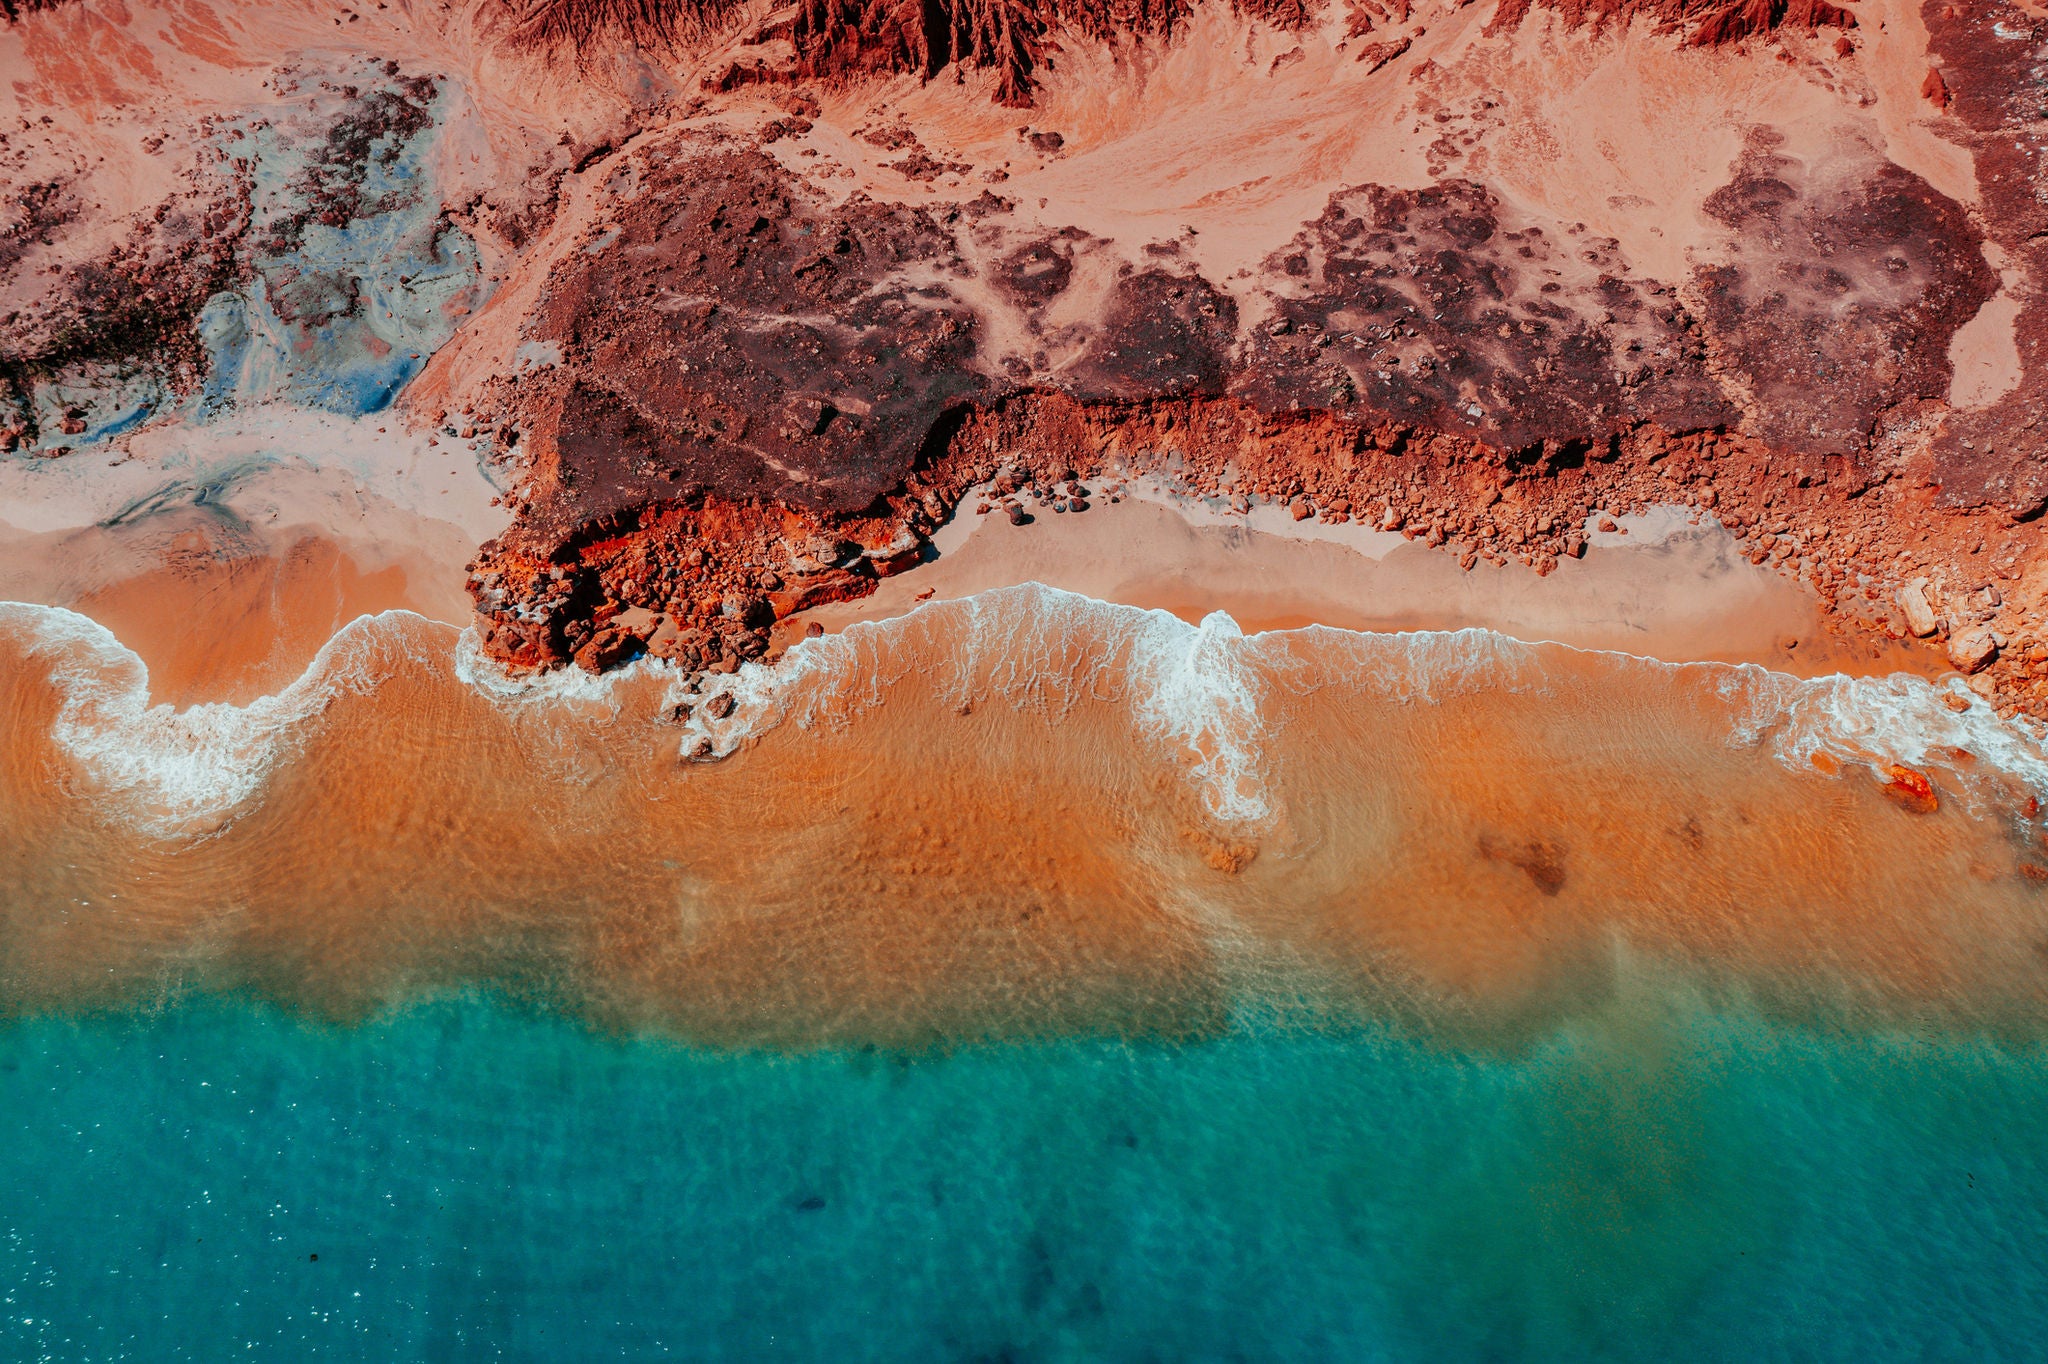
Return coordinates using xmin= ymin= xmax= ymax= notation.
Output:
xmin=2 ymin=990 xmax=2044 ymax=1362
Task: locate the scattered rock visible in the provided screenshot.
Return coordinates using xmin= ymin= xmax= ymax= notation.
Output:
xmin=573 ymin=625 xmax=638 ymax=673
xmin=704 ymin=692 xmax=735 ymax=719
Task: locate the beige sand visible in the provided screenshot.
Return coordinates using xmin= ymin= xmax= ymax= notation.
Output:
xmin=804 ymin=490 xmax=1935 ymax=680
xmin=1948 ymin=250 xmax=2027 ymax=410
xmin=0 ymin=409 xmax=509 ymax=704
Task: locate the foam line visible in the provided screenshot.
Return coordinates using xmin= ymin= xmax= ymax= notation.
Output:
xmin=0 ymin=603 xmax=442 ymax=840
xmin=663 ymin=583 xmax=2048 ymax=824
xmin=12 ymin=585 xmax=2043 ymax=842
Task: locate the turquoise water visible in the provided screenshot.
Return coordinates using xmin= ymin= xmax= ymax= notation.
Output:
xmin=3 ymin=987 xmax=2043 ymax=1361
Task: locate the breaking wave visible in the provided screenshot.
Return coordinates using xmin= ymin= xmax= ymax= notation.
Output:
xmin=0 ymin=603 xmax=441 ymax=840
xmin=664 ymin=583 xmax=2046 ymax=827
xmin=5 ymin=583 xmax=2044 ymax=843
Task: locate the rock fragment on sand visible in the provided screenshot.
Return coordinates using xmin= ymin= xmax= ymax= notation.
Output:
xmin=705 ymin=692 xmax=735 ymax=719
xmin=1879 ymin=764 xmax=1939 ymax=814
xmin=574 ymin=625 xmax=638 ymax=673
xmin=1947 ymin=625 xmax=1998 ymax=674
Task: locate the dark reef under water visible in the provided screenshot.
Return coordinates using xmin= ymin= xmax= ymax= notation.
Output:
xmin=3 ymin=988 xmax=2045 ymax=1362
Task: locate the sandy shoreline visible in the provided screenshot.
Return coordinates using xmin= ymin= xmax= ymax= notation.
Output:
xmin=802 ymin=485 xmax=1941 ymax=682
xmin=0 ymin=411 xmax=507 ymax=706
xmin=0 ymin=432 xmax=1953 ymax=710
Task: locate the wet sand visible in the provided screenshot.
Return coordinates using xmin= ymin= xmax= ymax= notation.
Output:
xmin=0 ymin=412 xmax=504 ymax=706
xmin=805 ymin=486 xmax=1940 ymax=681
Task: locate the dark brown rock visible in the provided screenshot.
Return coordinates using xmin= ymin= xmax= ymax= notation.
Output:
xmin=573 ymin=625 xmax=638 ymax=673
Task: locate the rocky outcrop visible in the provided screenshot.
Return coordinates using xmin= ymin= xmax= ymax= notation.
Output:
xmin=5 ymin=0 xmax=2044 ymax=719
xmin=1918 ymin=0 xmax=2048 ymax=521
xmin=1692 ymin=136 xmax=1997 ymax=458
xmin=448 ymin=104 xmax=2048 ymax=718
xmin=1 ymin=57 xmax=478 ymax=447
xmin=1239 ymin=179 xmax=1735 ymax=452
xmin=494 ymin=0 xmax=1310 ymax=104
xmin=516 ymin=141 xmax=988 ymax=530
xmin=1485 ymin=0 xmax=1856 ymax=45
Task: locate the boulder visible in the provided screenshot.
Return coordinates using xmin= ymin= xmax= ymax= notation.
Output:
xmin=1946 ymin=625 xmax=1998 ymax=674
xmin=1897 ymin=578 xmax=1939 ymax=638
xmin=1878 ymin=764 xmax=1938 ymax=814
xmin=573 ymin=625 xmax=638 ymax=673
xmin=767 ymin=568 xmax=868 ymax=618
xmin=864 ymin=530 xmax=924 ymax=577
xmin=722 ymin=594 xmax=776 ymax=629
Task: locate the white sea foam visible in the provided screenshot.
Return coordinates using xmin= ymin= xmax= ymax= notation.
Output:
xmin=0 ymin=602 xmax=440 ymax=840
xmin=451 ymin=622 xmax=674 ymax=713
xmin=1126 ymin=608 xmax=1269 ymax=822
xmin=1275 ymin=623 xmax=1549 ymax=705
xmin=1724 ymin=666 xmax=2048 ymax=806
xmin=13 ymin=583 xmax=2043 ymax=843
xmin=667 ymin=584 xmax=1276 ymax=823
xmin=663 ymin=583 xmax=2048 ymax=823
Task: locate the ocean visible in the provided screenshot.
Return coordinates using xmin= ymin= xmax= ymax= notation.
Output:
xmin=3 ymin=585 xmax=2046 ymax=1360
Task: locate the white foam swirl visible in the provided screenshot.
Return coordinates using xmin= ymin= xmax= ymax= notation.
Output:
xmin=10 ymin=585 xmax=2043 ymax=843
xmin=1 ymin=603 xmax=436 ymax=840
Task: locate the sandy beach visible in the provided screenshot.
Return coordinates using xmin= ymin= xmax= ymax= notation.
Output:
xmin=0 ymin=411 xmax=507 ymax=705
xmin=804 ymin=484 xmax=1940 ymax=682
xmin=0 ymin=439 xmax=1943 ymax=718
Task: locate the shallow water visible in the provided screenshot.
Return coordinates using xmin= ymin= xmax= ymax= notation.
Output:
xmin=5 ymin=992 xmax=2048 ymax=1362
xmin=3 ymin=578 xmax=2047 ymax=1358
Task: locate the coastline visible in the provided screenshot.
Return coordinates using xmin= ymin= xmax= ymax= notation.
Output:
xmin=0 ymin=452 xmax=1955 ymax=718
xmin=0 ymin=412 xmax=506 ymax=706
xmin=799 ymin=486 xmax=1943 ymax=683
